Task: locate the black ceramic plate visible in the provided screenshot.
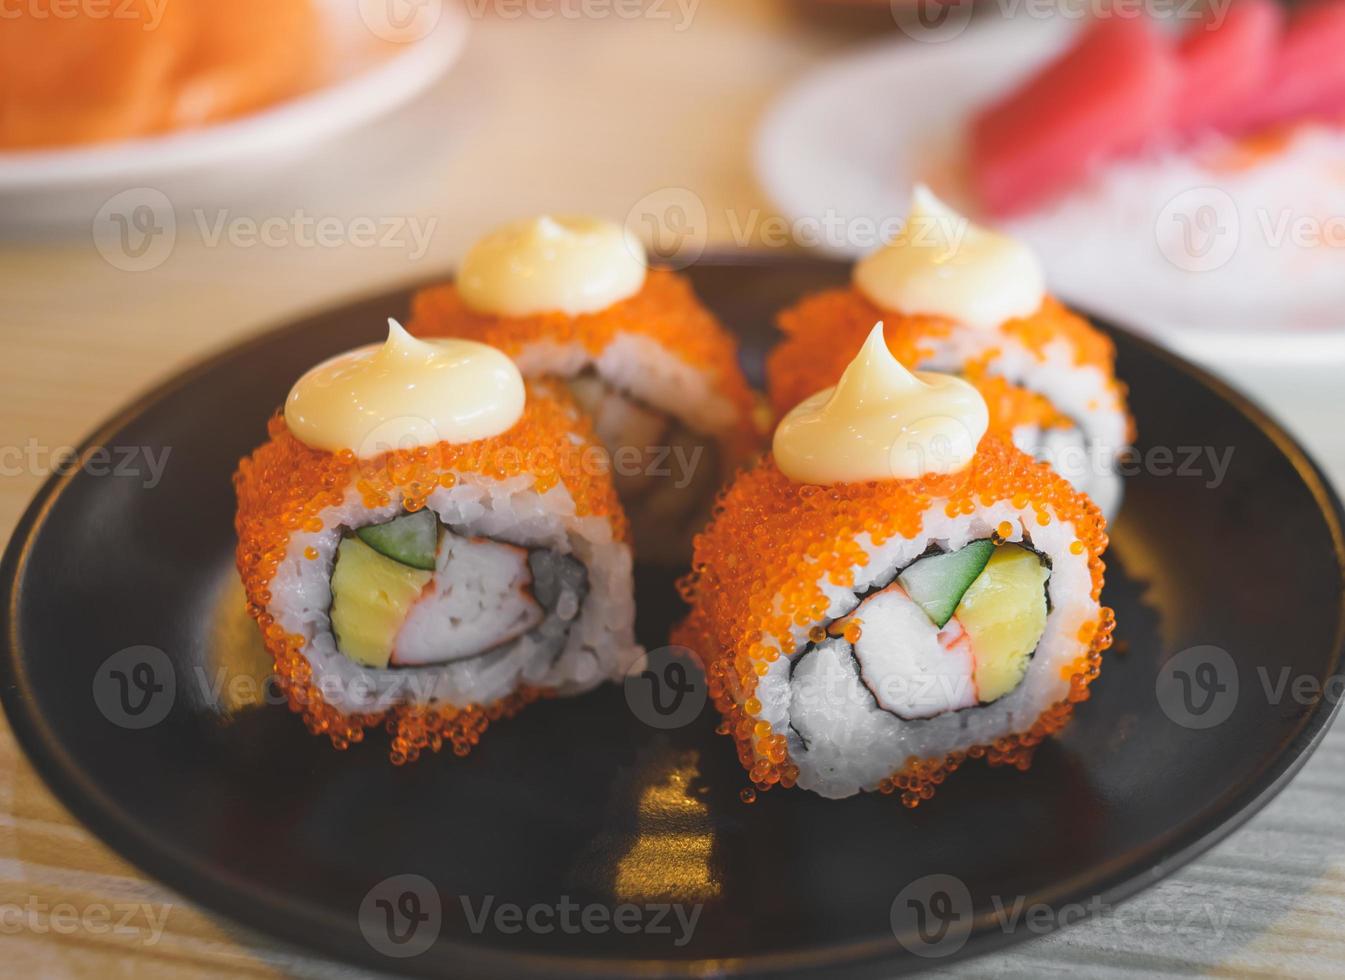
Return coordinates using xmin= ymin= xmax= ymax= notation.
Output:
xmin=3 ymin=257 xmax=1343 ymax=978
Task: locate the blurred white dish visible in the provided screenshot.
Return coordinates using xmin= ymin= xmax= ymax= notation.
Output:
xmin=754 ymin=16 xmax=1345 ymax=364
xmin=0 ymin=0 xmax=468 ymax=229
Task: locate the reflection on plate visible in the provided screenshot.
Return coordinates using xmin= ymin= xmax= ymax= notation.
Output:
xmin=754 ymin=17 xmax=1345 ymax=363
xmin=1 ymin=258 xmax=1342 ymax=977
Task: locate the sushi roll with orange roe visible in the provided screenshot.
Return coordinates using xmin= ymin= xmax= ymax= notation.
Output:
xmin=677 ymin=325 xmax=1113 ymax=805
xmin=411 ymin=215 xmax=761 ymax=562
xmin=235 ymin=321 xmax=638 ymax=762
xmin=768 ymin=186 xmax=1132 ymax=518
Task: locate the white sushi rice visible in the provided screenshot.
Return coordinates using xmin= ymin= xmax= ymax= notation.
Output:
xmin=510 ymin=335 xmax=744 ymax=563
xmin=266 ymin=469 xmax=639 ymax=716
xmin=511 ymin=335 xmax=740 ymax=438
xmin=920 ymin=328 xmax=1129 ymax=518
xmin=751 ymin=499 xmax=1098 ymax=800
xmin=1009 ymin=125 xmax=1345 ymax=339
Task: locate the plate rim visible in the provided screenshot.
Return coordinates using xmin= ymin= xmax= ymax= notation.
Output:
xmin=2 ymin=255 xmax=1344 ymax=978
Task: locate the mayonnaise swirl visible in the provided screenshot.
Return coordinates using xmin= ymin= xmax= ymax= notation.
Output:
xmin=772 ymin=322 xmax=989 ymax=485
xmin=284 ymin=319 xmax=525 ymax=457
xmin=457 ymin=215 xmax=647 ymax=317
xmin=853 ymin=185 xmax=1045 ymax=330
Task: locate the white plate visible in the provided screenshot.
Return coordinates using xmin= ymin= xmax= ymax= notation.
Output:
xmin=754 ymin=16 xmax=1345 ymax=365
xmin=0 ymin=0 xmax=468 ymax=229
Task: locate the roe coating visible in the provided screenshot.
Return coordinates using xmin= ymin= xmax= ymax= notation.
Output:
xmin=234 ymin=389 xmax=625 ymax=763
xmin=674 ymin=437 xmax=1113 ymax=808
xmin=412 ymin=267 xmax=760 ymax=461
xmin=769 ymin=289 xmax=1131 ymax=438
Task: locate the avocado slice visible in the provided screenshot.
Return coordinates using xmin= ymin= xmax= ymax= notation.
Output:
xmin=330 ymin=536 xmax=432 ymax=668
xmin=356 ymin=510 xmax=438 ymax=571
xmin=897 ymin=539 xmax=995 ymax=628
xmin=954 ymin=544 xmax=1050 ymax=703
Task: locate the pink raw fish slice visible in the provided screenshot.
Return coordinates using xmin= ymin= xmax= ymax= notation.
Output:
xmin=1221 ymin=0 xmax=1345 ymax=135
xmin=1174 ymin=0 xmax=1283 ymax=137
xmin=970 ymin=16 xmax=1179 ymax=217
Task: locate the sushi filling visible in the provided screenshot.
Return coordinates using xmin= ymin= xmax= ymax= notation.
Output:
xmin=789 ymin=540 xmax=1051 ymax=726
xmin=566 ymin=371 xmax=722 ymax=544
xmin=329 ymin=509 xmax=588 ymax=670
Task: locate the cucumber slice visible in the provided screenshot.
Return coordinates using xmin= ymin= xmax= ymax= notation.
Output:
xmin=897 ymin=539 xmax=995 ymax=628
xmin=954 ymin=544 xmax=1050 ymax=703
xmin=331 ymin=537 xmax=433 ymax=668
xmin=356 ymin=510 xmax=438 ymax=570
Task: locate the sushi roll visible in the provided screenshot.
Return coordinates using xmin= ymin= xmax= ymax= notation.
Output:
xmin=234 ymin=321 xmax=638 ymax=762
xmin=768 ymin=186 xmax=1132 ymax=518
xmin=677 ymin=324 xmax=1113 ymax=805
xmin=410 ymin=215 xmax=761 ymax=562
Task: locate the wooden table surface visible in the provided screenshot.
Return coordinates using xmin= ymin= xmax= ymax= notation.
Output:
xmin=2 ymin=4 xmax=1344 ymax=977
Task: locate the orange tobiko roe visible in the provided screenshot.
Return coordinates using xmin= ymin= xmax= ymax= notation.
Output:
xmin=767 ymin=288 xmax=1129 ymax=436
xmin=233 ymin=387 xmax=624 ymax=763
xmin=411 ymin=269 xmax=761 ymax=459
xmin=673 ymin=436 xmax=1113 ymax=808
